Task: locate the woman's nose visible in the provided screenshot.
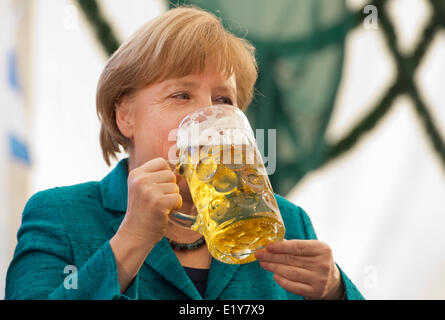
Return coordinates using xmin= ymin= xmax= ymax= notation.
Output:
xmin=196 ymin=95 xmax=213 ymax=108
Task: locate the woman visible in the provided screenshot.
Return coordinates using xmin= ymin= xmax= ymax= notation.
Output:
xmin=6 ymin=6 xmax=364 ymax=300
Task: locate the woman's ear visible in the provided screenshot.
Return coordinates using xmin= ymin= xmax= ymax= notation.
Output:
xmin=115 ymin=95 xmax=135 ymax=139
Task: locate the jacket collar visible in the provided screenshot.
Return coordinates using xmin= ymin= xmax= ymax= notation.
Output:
xmin=102 ymin=158 xmax=240 ymax=299
xmin=100 ymin=158 xmax=128 ymax=213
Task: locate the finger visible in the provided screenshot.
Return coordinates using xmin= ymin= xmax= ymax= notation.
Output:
xmin=148 ymin=170 xmax=177 ymax=184
xmin=139 ymin=157 xmax=171 ymax=173
xmin=157 ymin=183 xmax=180 ymax=194
xmin=161 ymin=193 xmax=183 ymax=211
xmin=259 ymin=261 xmax=315 ymax=285
xmin=273 ymin=274 xmax=314 ymax=298
xmin=265 ymin=239 xmax=323 ymax=257
xmin=255 ymin=250 xmax=317 ymax=271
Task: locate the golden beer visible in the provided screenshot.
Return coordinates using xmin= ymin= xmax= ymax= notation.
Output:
xmin=170 ymin=104 xmax=285 ymax=264
xmin=177 ymin=143 xmax=285 ymax=264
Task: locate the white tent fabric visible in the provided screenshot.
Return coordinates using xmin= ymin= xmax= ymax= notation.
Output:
xmin=289 ymin=96 xmax=445 ymax=299
xmin=29 ymin=0 xmax=166 ymax=193
xmin=288 ymin=8 xmax=445 ymax=298
xmin=0 ymin=0 xmax=31 ymax=300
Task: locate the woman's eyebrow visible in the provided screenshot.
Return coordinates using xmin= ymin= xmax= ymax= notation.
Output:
xmin=163 ymin=81 xmax=199 ymax=91
xmin=214 ymin=85 xmax=236 ymax=97
xmin=161 ymin=81 xmax=236 ymax=96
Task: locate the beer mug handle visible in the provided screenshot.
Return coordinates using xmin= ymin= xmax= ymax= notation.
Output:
xmin=169 ymin=210 xmax=197 ymax=229
xmin=168 ymin=163 xmax=198 ymax=229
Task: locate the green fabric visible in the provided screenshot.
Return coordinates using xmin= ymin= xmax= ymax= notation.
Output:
xmin=5 ymin=159 xmax=363 ymax=300
xmin=171 ymin=0 xmax=353 ymax=194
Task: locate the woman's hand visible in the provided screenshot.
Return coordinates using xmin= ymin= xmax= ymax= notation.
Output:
xmin=255 ymin=239 xmax=345 ymax=300
xmin=110 ymin=157 xmax=182 ymax=292
xmin=119 ymin=157 xmax=182 ymax=249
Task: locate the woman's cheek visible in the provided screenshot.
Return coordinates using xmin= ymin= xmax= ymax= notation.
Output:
xmin=159 ymin=128 xmax=177 ymax=159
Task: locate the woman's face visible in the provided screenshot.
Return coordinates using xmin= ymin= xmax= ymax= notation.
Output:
xmin=116 ymin=61 xmax=237 ymax=200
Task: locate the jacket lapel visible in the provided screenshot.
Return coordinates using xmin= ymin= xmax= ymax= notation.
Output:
xmin=146 ymin=238 xmax=202 ymax=300
xmin=205 ymin=259 xmax=240 ymax=299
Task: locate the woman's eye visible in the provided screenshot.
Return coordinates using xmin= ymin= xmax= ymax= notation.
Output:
xmin=171 ymin=92 xmax=190 ymax=100
xmin=214 ymin=96 xmax=234 ymax=105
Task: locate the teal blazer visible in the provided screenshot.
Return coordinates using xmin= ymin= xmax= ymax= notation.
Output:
xmin=5 ymin=159 xmax=364 ymax=300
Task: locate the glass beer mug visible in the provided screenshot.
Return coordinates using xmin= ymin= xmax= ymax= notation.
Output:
xmin=170 ymin=104 xmax=285 ymax=264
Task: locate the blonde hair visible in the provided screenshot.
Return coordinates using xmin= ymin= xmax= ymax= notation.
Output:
xmin=96 ymin=6 xmax=258 ymax=165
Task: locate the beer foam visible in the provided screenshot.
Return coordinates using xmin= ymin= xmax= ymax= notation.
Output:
xmin=176 ymin=105 xmax=254 ymax=148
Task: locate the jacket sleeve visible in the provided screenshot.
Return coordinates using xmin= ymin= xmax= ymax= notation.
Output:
xmin=297 ymin=206 xmax=365 ymax=300
xmin=5 ymin=192 xmax=138 ymax=300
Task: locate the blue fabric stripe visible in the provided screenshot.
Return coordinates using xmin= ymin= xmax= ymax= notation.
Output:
xmin=7 ymin=49 xmax=21 ymax=91
xmin=8 ymin=133 xmax=31 ymax=165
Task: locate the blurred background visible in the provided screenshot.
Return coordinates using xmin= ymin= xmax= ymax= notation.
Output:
xmin=1 ymin=0 xmax=444 ymax=299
